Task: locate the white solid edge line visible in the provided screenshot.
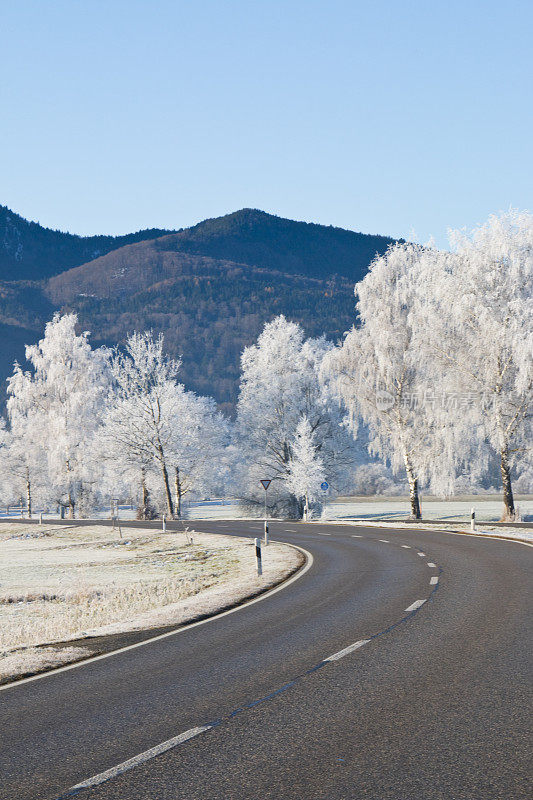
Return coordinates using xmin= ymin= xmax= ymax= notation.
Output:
xmin=1 ymin=541 xmax=314 ymax=693
xmin=429 ymin=576 xmax=439 ymax=585
xmin=325 ymin=639 xmax=371 ymax=662
xmin=68 ymin=725 xmax=211 ymax=792
xmin=430 ymin=529 xmax=533 ymax=549
xmin=427 ymin=562 xmax=437 ymax=568
xmin=315 ymin=520 xmax=533 ymax=550
xmin=405 ymin=599 xmax=426 ymax=612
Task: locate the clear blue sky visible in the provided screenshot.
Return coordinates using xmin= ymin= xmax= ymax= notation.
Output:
xmin=1 ymin=0 xmax=531 ymax=246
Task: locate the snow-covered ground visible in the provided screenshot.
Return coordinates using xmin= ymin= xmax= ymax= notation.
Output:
xmin=0 ymin=522 xmax=301 ymax=682
xmin=2 ymin=495 xmax=532 ymax=524
xmin=323 ymin=495 xmax=533 ymax=523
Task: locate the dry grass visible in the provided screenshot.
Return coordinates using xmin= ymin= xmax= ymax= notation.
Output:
xmin=0 ymin=524 xmax=239 ymax=652
xmin=0 ymin=523 xmax=301 ymax=682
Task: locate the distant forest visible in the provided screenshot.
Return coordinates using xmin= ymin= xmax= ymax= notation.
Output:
xmin=0 ymin=207 xmax=396 ymax=410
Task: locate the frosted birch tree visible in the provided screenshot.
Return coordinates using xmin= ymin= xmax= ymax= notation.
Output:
xmin=235 ymin=315 xmax=356 ymax=517
xmin=166 ymin=391 xmax=228 ymax=517
xmin=322 ymin=243 xmax=461 ymax=518
xmin=101 ymin=331 xmax=228 ymax=518
xmin=105 ymin=331 xmax=182 ymax=518
xmin=285 ymin=416 xmax=326 ymax=520
xmin=94 ymin=393 xmax=158 ymax=519
xmin=425 ymin=211 xmax=533 ymax=520
xmin=0 ymin=416 xmax=47 ymax=517
xmin=6 ymin=313 xmax=110 ymax=517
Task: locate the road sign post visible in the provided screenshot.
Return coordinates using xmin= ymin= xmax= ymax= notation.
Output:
xmin=471 ymin=507 xmax=476 ymax=531
xmin=260 ymin=479 xmax=271 ymax=545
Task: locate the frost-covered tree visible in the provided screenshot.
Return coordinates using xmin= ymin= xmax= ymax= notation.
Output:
xmin=426 ymin=211 xmax=533 ymax=520
xmin=94 ymin=392 xmax=158 ymax=519
xmin=103 ymin=331 xmax=182 ymax=518
xmin=166 ymin=391 xmax=228 ymax=517
xmin=322 ymin=243 xmax=468 ymax=518
xmin=99 ymin=331 xmax=228 ymax=518
xmin=285 ymin=416 xmax=326 ymax=520
xmin=6 ymin=313 xmax=110 ymax=517
xmin=235 ymin=315 xmax=357 ymax=517
xmin=0 ymin=416 xmax=47 ymax=516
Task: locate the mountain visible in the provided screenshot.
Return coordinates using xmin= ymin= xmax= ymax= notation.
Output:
xmin=0 ymin=207 xmax=397 ymax=412
xmin=0 ymin=205 xmax=175 ymax=281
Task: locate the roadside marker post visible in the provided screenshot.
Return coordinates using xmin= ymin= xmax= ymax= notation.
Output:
xmin=39 ymin=512 xmax=43 ymax=525
xmin=162 ymin=514 xmax=166 ymax=532
xmin=260 ymin=479 xmax=271 ymax=546
xmin=254 ymin=538 xmax=263 ymax=576
xmin=471 ymin=507 xmax=476 ymax=531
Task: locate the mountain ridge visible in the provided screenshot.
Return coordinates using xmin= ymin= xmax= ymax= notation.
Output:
xmin=0 ymin=206 xmax=398 ymax=411
xmin=0 ymin=204 xmax=176 ymax=281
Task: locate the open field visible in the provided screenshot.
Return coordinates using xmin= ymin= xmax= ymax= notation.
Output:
xmin=0 ymin=523 xmax=301 ymax=682
xmin=324 ymin=495 xmax=533 ymax=522
xmin=2 ymin=495 xmax=531 ymax=525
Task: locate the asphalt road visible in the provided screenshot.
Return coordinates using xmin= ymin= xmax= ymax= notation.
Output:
xmin=0 ymin=519 xmax=531 ymax=800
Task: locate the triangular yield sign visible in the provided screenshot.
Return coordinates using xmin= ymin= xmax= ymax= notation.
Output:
xmin=260 ymin=479 xmax=271 ymax=490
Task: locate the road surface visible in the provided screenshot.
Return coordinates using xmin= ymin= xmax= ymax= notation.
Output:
xmin=0 ymin=519 xmax=531 ymax=800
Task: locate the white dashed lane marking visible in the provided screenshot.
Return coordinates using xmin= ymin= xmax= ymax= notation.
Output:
xmin=351 ymin=535 xmax=362 ymax=538
xmin=404 ymin=599 xmax=426 ymax=612
xmin=429 ymin=576 xmax=439 ymax=585
xmin=427 ymin=562 xmax=437 ymax=568
xmin=401 ymin=545 xmax=411 ymax=549
xmin=66 ymin=726 xmax=212 ymax=794
xmin=379 ymin=539 xmax=389 ymax=543
xmin=325 ymin=639 xmax=371 ymax=662
xmin=417 ymin=552 xmax=426 ymax=557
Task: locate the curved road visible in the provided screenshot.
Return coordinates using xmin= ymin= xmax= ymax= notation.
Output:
xmin=0 ymin=520 xmax=531 ymax=800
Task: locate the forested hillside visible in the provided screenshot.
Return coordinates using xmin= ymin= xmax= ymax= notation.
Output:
xmin=0 ymin=205 xmax=174 ymax=281
xmin=0 ymin=207 xmax=396 ymax=411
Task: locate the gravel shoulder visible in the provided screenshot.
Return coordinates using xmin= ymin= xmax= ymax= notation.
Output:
xmin=0 ymin=523 xmax=303 ymax=684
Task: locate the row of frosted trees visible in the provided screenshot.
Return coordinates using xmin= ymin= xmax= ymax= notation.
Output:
xmin=0 ymin=211 xmax=531 ymax=520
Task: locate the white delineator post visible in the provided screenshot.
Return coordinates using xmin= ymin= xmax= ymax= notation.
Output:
xmin=254 ymin=538 xmax=263 ymax=576
xmin=39 ymin=512 xmax=43 ymax=525
xmin=162 ymin=514 xmax=166 ymax=532
xmin=471 ymin=507 xmax=476 ymax=531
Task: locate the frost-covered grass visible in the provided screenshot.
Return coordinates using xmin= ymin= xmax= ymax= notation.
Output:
xmin=0 ymin=523 xmax=301 ymax=681
xmin=323 ymin=495 xmax=533 ymax=523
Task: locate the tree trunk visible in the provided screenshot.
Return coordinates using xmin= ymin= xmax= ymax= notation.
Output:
xmin=65 ymin=459 xmax=75 ymax=518
xmin=26 ymin=468 xmax=32 ymax=519
xmin=161 ymin=462 xmax=174 ymax=518
xmin=137 ymin=469 xmax=156 ymax=520
xmin=141 ymin=475 xmax=149 ymax=517
xmin=67 ymin=493 xmax=75 ymax=519
xmin=404 ymin=454 xmax=421 ymax=519
xmin=500 ymin=448 xmax=515 ymax=521
xmin=174 ymin=467 xmax=182 ymax=518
